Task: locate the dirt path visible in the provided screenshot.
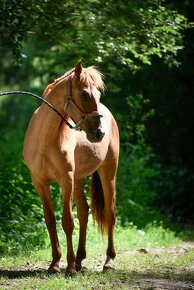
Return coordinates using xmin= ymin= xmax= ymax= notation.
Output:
xmin=117 ymin=243 xmax=194 ymax=289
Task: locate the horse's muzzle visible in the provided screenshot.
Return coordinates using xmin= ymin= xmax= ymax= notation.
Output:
xmin=87 ymin=128 xmax=105 ymax=143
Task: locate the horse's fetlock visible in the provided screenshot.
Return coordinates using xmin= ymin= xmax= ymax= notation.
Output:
xmin=107 ymin=249 xmax=116 ymax=259
xmin=76 ymin=249 xmax=86 ymax=261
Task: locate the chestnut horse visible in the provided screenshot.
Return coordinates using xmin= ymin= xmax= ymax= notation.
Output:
xmin=23 ymin=60 xmax=119 ymax=275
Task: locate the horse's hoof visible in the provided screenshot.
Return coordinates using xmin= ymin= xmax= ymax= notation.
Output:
xmin=103 ymin=257 xmax=115 ymax=272
xmin=48 ymin=260 xmax=61 ymax=273
xmin=48 ymin=265 xmax=61 ymax=273
xmin=65 ymin=268 xmax=77 ymax=278
xmin=76 ymin=264 xmax=82 ymax=272
xmin=76 ymin=264 xmax=87 ymax=273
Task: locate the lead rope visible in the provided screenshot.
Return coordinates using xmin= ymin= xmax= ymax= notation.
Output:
xmin=0 ymin=90 xmax=74 ymax=129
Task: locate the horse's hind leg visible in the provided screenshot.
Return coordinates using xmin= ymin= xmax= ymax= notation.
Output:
xmin=98 ymin=166 xmax=117 ymax=271
xmin=32 ymin=175 xmax=62 ymax=272
xmin=73 ymin=179 xmax=89 ymax=271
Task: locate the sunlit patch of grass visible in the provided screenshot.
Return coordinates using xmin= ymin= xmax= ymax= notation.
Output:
xmin=115 ymin=221 xmax=183 ymax=250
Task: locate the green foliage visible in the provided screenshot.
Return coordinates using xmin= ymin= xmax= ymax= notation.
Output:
xmin=0 ymin=0 xmax=190 ymax=70
xmin=0 ymin=167 xmax=46 ymax=254
xmin=0 ymin=126 xmax=46 ymax=254
xmin=117 ymin=94 xmax=160 ymax=226
xmin=117 ymin=150 xmax=160 ymax=227
xmin=0 ymin=91 xmax=44 ymax=255
xmin=116 ymin=220 xmax=184 ymax=249
xmin=153 ymin=164 xmax=194 ymax=222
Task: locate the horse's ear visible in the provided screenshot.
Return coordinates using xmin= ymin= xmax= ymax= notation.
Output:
xmin=75 ymin=59 xmax=83 ymax=80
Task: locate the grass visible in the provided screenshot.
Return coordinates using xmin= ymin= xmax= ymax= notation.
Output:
xmin=0 ymin=216 xmax=194 ymax=289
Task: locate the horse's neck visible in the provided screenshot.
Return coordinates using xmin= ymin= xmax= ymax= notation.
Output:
xmin=45 ymin=80 xmax=67 ymax=108
xmin=37 ymin=81 xmax=68 ymax=140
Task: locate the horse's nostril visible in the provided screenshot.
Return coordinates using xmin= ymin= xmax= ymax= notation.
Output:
xmin=87 ymin=128 xmax=105 ymax=143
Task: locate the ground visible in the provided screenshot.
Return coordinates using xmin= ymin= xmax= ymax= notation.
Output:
xmin=0 ymin=242 xmax=194 ymax=290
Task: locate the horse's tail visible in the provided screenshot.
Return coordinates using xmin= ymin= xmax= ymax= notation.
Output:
xmin=89 ymin=171 xmax=107 ymax=235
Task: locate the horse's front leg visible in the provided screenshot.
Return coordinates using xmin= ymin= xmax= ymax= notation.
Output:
xmin=60 ymin=173 xmax=76 ymax=276
xmin=32 ymin=175 xmax=62 ymax=272
xmin=74 ymin=179 xmax=89 ymax=271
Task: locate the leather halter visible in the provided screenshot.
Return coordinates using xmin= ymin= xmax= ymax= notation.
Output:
xmin=64 ymin=75 xmax=103 ymax=130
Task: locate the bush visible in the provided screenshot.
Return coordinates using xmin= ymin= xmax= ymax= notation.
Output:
xmin=153 ymin=163 xmax=194 ymax=223
xmin=0 ymin=126 xmax=46 ymax=254
xmin=117 ymin=146 xmax=162 ymax=227
xmin=116 ymin=94 xmax=162 ymax=227
xmin=0 ymin=166 xmax=47 ymax=254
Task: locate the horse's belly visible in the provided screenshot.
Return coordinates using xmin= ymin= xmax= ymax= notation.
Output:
xmin=74 ymin=143 xmax=108 ymax=178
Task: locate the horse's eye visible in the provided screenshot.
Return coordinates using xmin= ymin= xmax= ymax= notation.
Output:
xmin=82 ymin=92 xmax=89 ymax=99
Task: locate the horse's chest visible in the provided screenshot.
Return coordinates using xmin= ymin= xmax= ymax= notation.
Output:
xmin=74 ymin=143 xmax=107 ymax=178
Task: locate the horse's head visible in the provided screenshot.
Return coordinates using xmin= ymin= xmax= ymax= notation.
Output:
xmin=65 ymin=60 xmax=105 ymax=143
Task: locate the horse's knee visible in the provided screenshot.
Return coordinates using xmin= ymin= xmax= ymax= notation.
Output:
xmin=107 ymin=247 xmax=116 ymax=259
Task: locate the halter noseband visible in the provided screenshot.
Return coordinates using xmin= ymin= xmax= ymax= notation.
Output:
xmin=64 ymin=76 xmax=103 ymax=130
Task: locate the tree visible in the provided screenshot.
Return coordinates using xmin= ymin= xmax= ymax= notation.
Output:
xmin=0 ymin=0 xmax=189 ymax=69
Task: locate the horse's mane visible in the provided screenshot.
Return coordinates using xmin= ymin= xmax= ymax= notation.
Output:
xmin=43 ymin=66 xmax=105 ymax=98
xmin=80 ymin=66 xmax=105 ymax=92
xmin=43 ymin=68 xmax=74 ymax=98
